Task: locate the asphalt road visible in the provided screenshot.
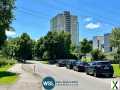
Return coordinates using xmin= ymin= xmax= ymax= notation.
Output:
xmin=30 ymin=61 xmax=120 ymax=90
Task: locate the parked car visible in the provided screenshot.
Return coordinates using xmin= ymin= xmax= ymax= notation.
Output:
xmin=73 ymin=61 xmax=89 ymax=72
xmin=48 ymin=60 xmax=57 ymax=64
xmin=57 ymin=60 xmax=67 ymax=67
xmin=85 ymin=61 xmax=114 ymax=77
xmin=66 ymin=60 xmax=77 ymax=69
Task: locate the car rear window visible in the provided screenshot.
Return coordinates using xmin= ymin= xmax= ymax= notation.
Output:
xmin=97 ymin=62 xmax=111 ymax=65
xmin=76 ymin=62 xmax=88 ymax=65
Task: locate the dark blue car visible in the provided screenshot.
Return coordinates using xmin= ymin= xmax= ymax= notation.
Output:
xmin=73 ymin=61 xmax=89 ymax=72
xmin=85 ymin=61 xmax=114 ymax=77
xmin=66 ymin=60 xmax=77 ymax=69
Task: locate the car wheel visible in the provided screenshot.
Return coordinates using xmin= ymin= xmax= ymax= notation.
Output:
xmin=94 ymin=72 xmax=99 ymax=77
xmin=73 ymin=67 xmax=75 ymax=71
xmin=86 ymin=70 xmax=89 ymax=75
xmin=68 ymin=65 xmax=70 ymax=69
xmin=66 ymin=65 xmax=68 ymax=69
xmin=77 ymin=68 xmax=79 ymax=72
xmin=77 ymin=68 xmax=80 ymax=72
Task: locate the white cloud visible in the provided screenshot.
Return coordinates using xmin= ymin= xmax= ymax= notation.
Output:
xmin=85 ymin=22 xmax=101 ymax=29
xmin=6 ymin=31 xmax=16 ymax=37
xmin=84 ymin=17 xmax=92 ymax=22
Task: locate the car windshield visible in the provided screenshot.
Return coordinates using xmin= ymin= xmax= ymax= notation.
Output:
xmin=70 ymin=60 xmax=77 ymax=64
xmin=59 ymin=60 xmax=66 ymax=63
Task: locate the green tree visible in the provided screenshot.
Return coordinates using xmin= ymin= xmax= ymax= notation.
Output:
xmin=42 ymin=51 xmax=50 ymax=60
xmin=110 ymin=28 xmax=120 ymax=47
xmin=0 ymin=0 xmax=15 ymax=49
xmin=80 ymin=39 xmax=92 ymax=57
xmin=2 ymin=37 xmax=19 ymax=59
xmin=34 ymin=37 xmax=45 ymax=59
xmin=70 ymin=44 xmax=76 ymax=53
xmin=91 ymin=49 xmax=105 ymax=60
xmin=43 ymin=31 xmax=62 ymax=60
xmin=110 ymin=27 xmax=120 ymax=66
xmin=58 ymin=31 xmax=71 ymax=59
xmin=2 ymin=33 xmax=33 ymax=63
xmin=18 ymin=33 xmax=32 ymax=62
xmin=70 ymin=44 xmax=81 ymax=59
xmin=35 ymin=31 xmax=71 ymax=61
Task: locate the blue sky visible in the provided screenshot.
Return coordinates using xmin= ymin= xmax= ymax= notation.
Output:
xmin=8 ymin=0 xmax=120 ymax=41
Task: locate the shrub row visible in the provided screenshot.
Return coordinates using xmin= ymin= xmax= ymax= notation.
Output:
xmin=0 ymin=58 xmax=16 ymax=67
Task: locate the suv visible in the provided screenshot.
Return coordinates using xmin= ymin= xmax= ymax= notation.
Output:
xmin=73 ymin=61 xmax=89 ymax=72
xmin=86 ymin=61 xmax=114 ymax=77
xmin=66 ymin=60 xmax=77 ymax=69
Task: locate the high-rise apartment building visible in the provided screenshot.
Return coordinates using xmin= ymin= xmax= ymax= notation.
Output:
xmin=50 ymin=11 xmax=79 ymax=46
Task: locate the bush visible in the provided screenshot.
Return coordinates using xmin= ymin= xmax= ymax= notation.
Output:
xmin=110 ymin=60 xmax=120 ymax=64
xmin=0 ymin=57 xmax=16 ymax=67
xmin=68 ymin=54 xmax=78 ymax=60
xmin=42 ymin=51 xmax=50 ymax=60
xmin=91 ymin=49 xmax=105 ymax=61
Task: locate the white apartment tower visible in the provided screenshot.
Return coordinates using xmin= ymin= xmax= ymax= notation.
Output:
xmin=50 ymin=11 xmax=79 ymax=46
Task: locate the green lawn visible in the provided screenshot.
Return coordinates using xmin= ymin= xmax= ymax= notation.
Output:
xmin=112 ymin=64 xmax=120 ymax=77
xmin=40 ymin=61 xmax=49 ymax=64
xmin=0 ymin=64 xmax=19 ymax=85
xmin=0 ymin=65 xmax=13 ymax=71
xmin=0 ymin=75 xmax=18 ymax=84
xmin=0 ymin=52 xmax=19 ymax=85
xmin=0 ymin=51 xmax=19 ymax=84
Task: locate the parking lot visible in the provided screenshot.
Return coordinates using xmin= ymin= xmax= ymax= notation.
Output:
xmin=30 ymin=61 xmax=120 ymax=90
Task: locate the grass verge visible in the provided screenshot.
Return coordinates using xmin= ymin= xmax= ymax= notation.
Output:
xmin=0 ymin=75 xmax=18 ymax=85
xmin=0 ymin=65 xmax=19 ymax=85
xmin=40 ymin=61 xmax=48 ymax=64
xmin=0 ymin=52 xmax=19 ymax=84
xmin=112 ymin=64 xmax=120 ymax=77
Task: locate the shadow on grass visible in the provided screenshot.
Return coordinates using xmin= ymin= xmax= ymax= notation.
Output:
xmin=0 ymin=71 xmax=17 ymax=78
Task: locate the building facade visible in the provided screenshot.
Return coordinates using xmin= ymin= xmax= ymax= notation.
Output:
xmin=93 ymin=36 xmax=104 ymax=51
xmin=104 ymin=33 xmax=112 ymax=52
xmin=50 ymin=11 xmax=79 ymax=46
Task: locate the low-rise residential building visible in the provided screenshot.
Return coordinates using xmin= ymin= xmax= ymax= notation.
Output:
xmin=104 ymin=33 xmax=112 ymax=53
xmin=93 ymin=36 xmax=104 ymax=51
xmin=93 ymin=33 xmax=113 ymax=53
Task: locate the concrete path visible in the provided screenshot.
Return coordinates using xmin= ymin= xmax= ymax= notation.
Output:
xmin=0 ymin=64 xmax=42 ymax=90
